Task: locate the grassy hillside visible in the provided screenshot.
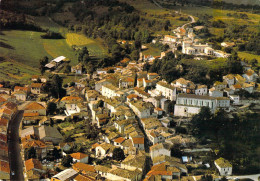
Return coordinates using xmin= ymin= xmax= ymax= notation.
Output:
xmin=0 ymin=30 xmax=50 ymax=67
xmin=0 ymin=61 xmax=39 ymax=83
xmin=66 ymin=33 xmax=107 ymax=59
xmin=222 ymin=0 xmax=260 ymax=5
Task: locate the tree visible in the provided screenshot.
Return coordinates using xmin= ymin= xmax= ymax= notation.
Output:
xmin=64 ymin=65 xmax=71 ymax=74
xmin=130 ymin=50 xmax=139 ymax=61
xmin=200 ymin=175 xmax=213 ymax=181
xmin=39 ymin=56 xmax=49 ymax=75
xmin=46 ymin=102 xmax=57 ymax=115
xmin=24 ymin=147 xmax=36 ymax=160
xmin=61 ymin=155 xmax=73 ymax=167
xmin=50 ymin=75 xmax=64 ymax=98
xmin=78 ymin=47 xmax=89 ymax=63
xmin=220 ymin=177 xmax=228 ymax=181
xmin=112 ymin=148 xmax=125 ymax=161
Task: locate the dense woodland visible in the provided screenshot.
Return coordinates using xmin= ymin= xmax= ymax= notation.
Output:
xmin=144 ymin=51 xmax=244 ymax=85
xmin=160 ymin=0 xmax=260 ymax=13
xmin=190 ymin=107 xmax=260 ymax=174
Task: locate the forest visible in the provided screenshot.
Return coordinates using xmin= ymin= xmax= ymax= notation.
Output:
xmin=190 ymin=107 xmax=260 ymax=174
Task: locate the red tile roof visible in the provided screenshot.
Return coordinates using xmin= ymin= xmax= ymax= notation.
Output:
xmin=25 ymin=102 xmax=45 ymax=110
xmin=0 ymin=161 xmax=10 ymax=173
xmin=0 ymin=117 xmax=8 ymax=127
xmin=23 ymin=112 xmax=39 ymax=117
xmin=114 ymin=137 xmax=125 ymax=144
xmin=23 ymin=140 xmax=46 ymax=149
xmin=233 ymin=84 xmax=242 ymax=89
xmin=14 ymin=86 xmax=28 ymax=92
xmin=132 ymin=137 xmax=144 ymax=144
xmin=73 ymin=162 xmax=95 ymax=173
xmin=71 ymin=152 xmax=88 ymax=160
xmin=25 ymin=159 xmax=43 ymax=172
xmin=31 ymin=83 xmax=43 ymax=88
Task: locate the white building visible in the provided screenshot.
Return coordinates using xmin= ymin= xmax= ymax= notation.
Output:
xmin=195 ymin=85 xmax=207 ymax=95
xmin=209 ymin=87 xmax=223 ymax=97
xmin=150 ymin=143 xmax=171 ymax=160
xmin=101 ymin=84 xmax=125 ymax=99
xmin=156 ymin=81 xmax=177 ymax=101
xmin=229 ymin=95 xmax=239 ymax=104
xmin=243 ymin=69 xmax=258 ymax=82
xmin=214 ymin=158 xmax=232 ymax=176
xmin=128 ymin=100 xmax=153 ymax=119
xmin=174 ymin=94 xmax=230 ymax=117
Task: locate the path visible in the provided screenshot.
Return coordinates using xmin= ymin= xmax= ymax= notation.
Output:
xmin=227 ymin=174 xmax=260 ymax=181
xmin=181 ymin=15 xmax=196 ymax=29
xmin=152 ymin=0 xmax=163 ymax=9
xmin=8 ymin=110 xmax=24 ymax=181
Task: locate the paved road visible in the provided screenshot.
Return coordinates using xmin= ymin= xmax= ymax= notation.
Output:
xmin=152 ymin=0 xmax=163 ymax=9
xmin=181 ymin=15 xmax=196 ymax=29
xmin=227 ymin=174 xmax=260 ymax=181
xmin=8 ymin=110 xmax=24 ymax=181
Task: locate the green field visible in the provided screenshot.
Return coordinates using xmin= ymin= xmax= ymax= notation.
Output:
xmin=0 ymin=30 xmax=50 ymax=67
xmin=0 ymin=24 xmax=108 ymax=69
xmin=120 ymin=0 xmax=190 ymax=30
xmin=0 ymin=61 xmax=39 ymax=83
xmin=142 ymin=44 xmax=161 ymax=57
xmin=66 ymin=33 xmax=107 ymax=59
xmin=238 ymin=51 xmax=260 ymax=66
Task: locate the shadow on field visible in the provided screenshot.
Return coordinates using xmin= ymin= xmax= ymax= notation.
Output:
xmin=0 ymin=32 xmax=5 ymax=35
xmin=0 ymin=41 xmax=14 ymax=49
xmin=0 ymin=57 xmax=5 ymax=62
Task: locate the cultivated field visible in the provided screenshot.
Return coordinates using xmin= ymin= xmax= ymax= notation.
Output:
xmin=66 ymin=33 xmax=107 ymax=59
xmin=238 ymin=52 xmax=260 ymax=66
xmin=0 ymin=61 xmax=39 ymax=83
xmin=0 ymin=30 xmax=50 ymax=67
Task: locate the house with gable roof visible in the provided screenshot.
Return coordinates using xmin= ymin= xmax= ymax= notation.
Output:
xmin=214 ymin=157 xmax=232 ymax=176
xmin=70 ymin=152 xmax=89 ymax=164
xmin=24 ymin=102 xmax=46 ymax=116
xmin=25 ymin=158 xmax=45 ymax=180
xmin=150 ymin=143 xmax=172 ymax=160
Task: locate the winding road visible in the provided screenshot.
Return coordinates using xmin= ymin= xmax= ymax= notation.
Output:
xmin=8 ymin=110 xmax=24 ymax=181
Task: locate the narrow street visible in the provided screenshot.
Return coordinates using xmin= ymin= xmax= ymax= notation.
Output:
xmin=8 ymin=110 xmax=24 ymax=181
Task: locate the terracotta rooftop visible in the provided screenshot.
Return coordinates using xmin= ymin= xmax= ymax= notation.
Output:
xmin=132 ymin=137 xmax=144 ymax=144
xmin=25 ymin=158 xmax=43 ymax=172
xmin=71 ymin=152 xmax=88 ymax=160
xmin=25 ymin=102 xmax=45 ymax=110
xmin=73 ymin=162 xmax=95 ymax=173
xmin=114 ymin=137 xmax=125 ymax=144
xmin=31 ymin=83 xmax=43 ymax=88
xmin=23 ymin=112 xmax=39 ymax=117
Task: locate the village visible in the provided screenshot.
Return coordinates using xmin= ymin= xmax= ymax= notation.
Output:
xmin=0 ymin=0 xmax=259 ymax=179
xmin=0 ymin=24 xmax=259 ymax=180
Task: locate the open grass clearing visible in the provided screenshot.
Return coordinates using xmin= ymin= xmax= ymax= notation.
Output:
xmin=238 ymin=52 xmax=260 ymax=66
xmin=142 ymin=44 xmax=161 ymax=56
xmin=0 ymin=60 xmax=39 ymax=83
xmin=66 ymin=33 xmax=107 ymax=59
xmin=0 ymin=30 xmax=50 ymax=67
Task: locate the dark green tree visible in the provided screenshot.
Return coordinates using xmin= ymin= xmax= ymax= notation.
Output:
xmin=46 ymin=102 xmax=57 ymax=115
xmin=25 ymin=147 xmax=37 ymax=160
xmin=78 ymin=47 xmax=89 ymax=63
xmin=64 ymin=65 xmax=71 ymax=74
xmin=112 ymin=148 xmax=125 ymax=161
xmin=39 ymin=56 xmax=49 ymax=75
xmin=61 ymin=155 xmax=73 ymax=167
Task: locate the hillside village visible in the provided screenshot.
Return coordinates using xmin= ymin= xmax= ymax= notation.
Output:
xmin=0 ymin=0 xmax=260 ymax=180
xmin=0 ymin=24 xmax=259 ymax=180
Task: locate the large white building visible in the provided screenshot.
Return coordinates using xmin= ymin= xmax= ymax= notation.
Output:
xmin=174 ymin=94 xmax=230 ymax=117
xmin=101 ymin=84 xmax=125 ymax=99
xmin=182 ymin=41 xmax=214 ymax=56
xmin=156 ymin=81 xmax=177 ymax=101
xmin=214 ymin=158 xmax=232 ymax=176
